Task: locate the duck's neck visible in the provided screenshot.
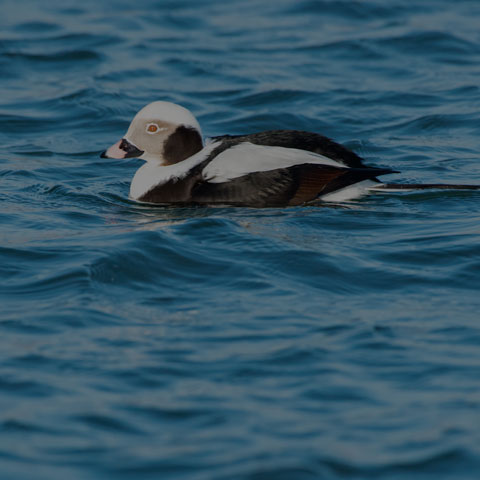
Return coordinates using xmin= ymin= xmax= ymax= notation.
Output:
xmin=129 ymin=141 xmax=219 ymax=201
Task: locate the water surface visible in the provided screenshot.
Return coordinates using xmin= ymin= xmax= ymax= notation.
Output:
xmin=1 ymin=0 xmax=480 ymax=478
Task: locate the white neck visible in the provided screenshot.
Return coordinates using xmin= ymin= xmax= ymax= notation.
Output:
xmin=139 ymin=151 xmax=167 ymax=165
xmin=129 ymin=141 xmax=219 ymax=200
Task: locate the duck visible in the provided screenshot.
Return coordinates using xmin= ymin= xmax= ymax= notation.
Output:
xmin=101 ymin=101 xmax=479 ymax=206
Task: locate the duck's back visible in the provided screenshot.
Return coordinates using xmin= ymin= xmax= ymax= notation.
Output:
xmin=210 ymin=130 xmax=367 ymax=168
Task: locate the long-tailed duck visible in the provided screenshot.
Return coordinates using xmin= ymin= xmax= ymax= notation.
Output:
xmin=101 ymin=101 xmax=479 ymax=206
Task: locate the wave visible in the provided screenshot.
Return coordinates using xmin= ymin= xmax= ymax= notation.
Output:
xmin=2 ymin=1 xmax=480 ymax=478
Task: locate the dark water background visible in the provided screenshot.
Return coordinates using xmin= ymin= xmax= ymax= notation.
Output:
xmin=1 ymin=0 xmax=480 ymax=478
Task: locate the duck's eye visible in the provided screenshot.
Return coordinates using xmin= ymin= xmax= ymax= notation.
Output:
xmin=146 ymin=123 xmax=159 ymax=134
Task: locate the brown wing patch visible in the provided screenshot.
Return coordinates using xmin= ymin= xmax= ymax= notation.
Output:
xmin=289 ymin=165 xmax=347 ymax=205
xmin=288 ymin=165 xmax=398 ymax=206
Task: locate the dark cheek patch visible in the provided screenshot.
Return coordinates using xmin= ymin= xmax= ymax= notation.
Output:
xmin=163 ymin=126 xmax=203 ymax=165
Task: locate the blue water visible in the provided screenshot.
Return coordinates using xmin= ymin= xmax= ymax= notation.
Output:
xmin=2 ymin=0 xmax=480 ymax=478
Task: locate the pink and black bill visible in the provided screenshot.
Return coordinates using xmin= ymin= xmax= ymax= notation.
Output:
xmin=101 ymin=138 xmax=144 ymax=159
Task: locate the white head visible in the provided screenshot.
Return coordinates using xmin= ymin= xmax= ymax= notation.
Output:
xmin=101 ymin=101 xmax=204 ymax=165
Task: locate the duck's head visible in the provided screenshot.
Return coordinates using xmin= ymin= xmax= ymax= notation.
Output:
xmin=101 ymin=101 xmax=203 ymax=165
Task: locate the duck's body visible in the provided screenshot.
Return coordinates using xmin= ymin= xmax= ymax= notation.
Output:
xmin=129 ymin=131 xmax=395 ymax=207
xmin=101 ymin=101 xmax=478 ymax=206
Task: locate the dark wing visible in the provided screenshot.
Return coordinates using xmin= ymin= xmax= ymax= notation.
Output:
xmin=190 ymin=164 xmax=396 ymax=207
xmin=210 ymin=130 xmax=367 ymax=168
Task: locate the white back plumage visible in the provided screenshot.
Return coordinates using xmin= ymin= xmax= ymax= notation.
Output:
xmin=202 ymin=142 xmax=346 ymax=183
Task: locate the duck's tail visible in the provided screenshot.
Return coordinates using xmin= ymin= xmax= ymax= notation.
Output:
xmin=369 ymin=183 xmax=480 ymax=192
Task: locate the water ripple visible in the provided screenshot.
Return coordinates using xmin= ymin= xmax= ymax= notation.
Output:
xmin=2 ymin=0 xmax=480 ymax=479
